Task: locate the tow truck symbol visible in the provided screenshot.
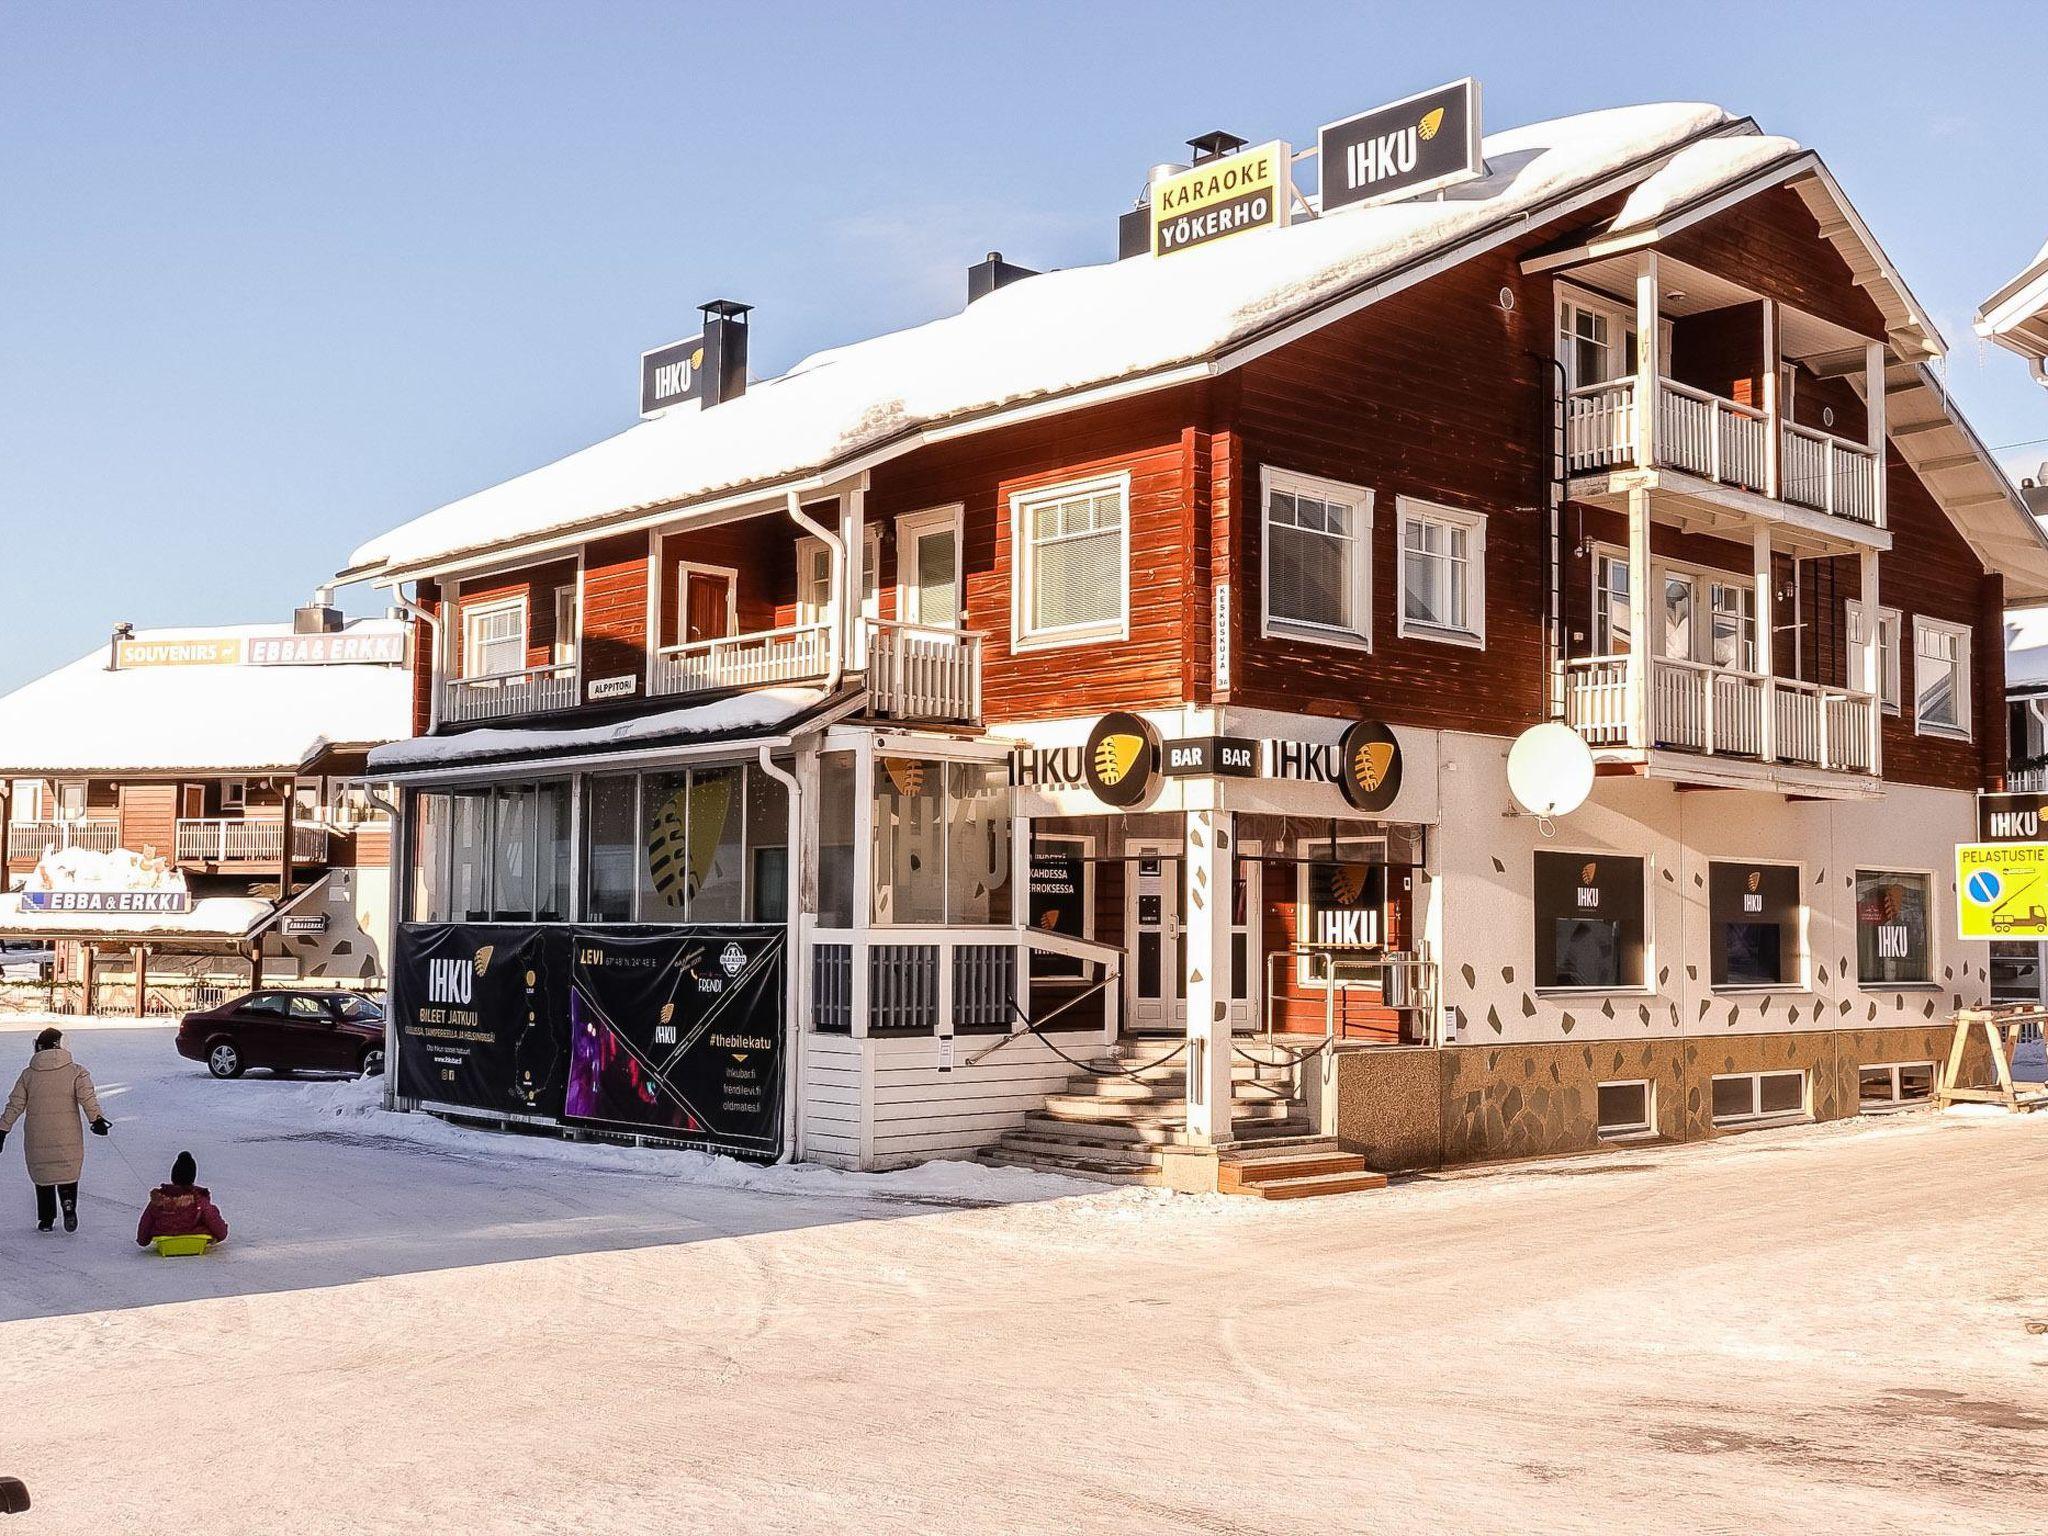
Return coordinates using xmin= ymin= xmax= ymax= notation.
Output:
xmin=1986 ymin=873 xmax=2048 ymax=934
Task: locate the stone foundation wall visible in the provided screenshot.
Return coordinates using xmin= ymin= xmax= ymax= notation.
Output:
xmin=1335 ymin=1025 xmax=1993 ymax=1172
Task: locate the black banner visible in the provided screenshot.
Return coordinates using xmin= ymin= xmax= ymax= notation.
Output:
xmin=1318 ymin=79 xmax=1482 ymax=213
xmin=566 ymin=926 xmax=785 ymax=1159
xmin=392 ymin=923 xmax=568 ymax=1117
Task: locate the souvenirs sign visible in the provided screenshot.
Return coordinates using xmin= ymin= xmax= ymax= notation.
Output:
xmin=1150 ymin=141 xmax=1292 ymax=258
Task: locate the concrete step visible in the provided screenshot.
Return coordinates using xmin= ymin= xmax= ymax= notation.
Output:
xmin=1040 ymin=1094 xmax=1301 ymax=1124
xmin=988 ymin=1131 xmax=1167 ymax=1170
xmin=1019 ymin=1111 xmax=1318 ymax=1146
xmin=1057 ymin=1074 xmax=1293 ymax=1103
xmin=974 ymin=1147 xmax=1162 ymax=1186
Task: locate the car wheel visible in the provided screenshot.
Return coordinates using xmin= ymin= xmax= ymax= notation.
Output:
xmin=359 ymin=1046 xmax=385 ymax=1078
xmin=207 ymin=1040 xmax=244 ymax=1079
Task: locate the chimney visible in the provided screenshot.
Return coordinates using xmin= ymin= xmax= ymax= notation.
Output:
xmin=1186 ymin=130 xmax=1248 ymax=164
xmin=107 ymin=621 xmax=133 ymax=671
xmin=967 ymin=251 xmax=1038 ymax=305
xmin=295 ymin=585 xmax=344 ymax=634
xmin=699 ymin=300 xmax=751 ymax=407
xmin=1118 ymin=160 xmax=1193 ymax=261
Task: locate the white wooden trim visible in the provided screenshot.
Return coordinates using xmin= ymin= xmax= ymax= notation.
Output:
xmin=1009 ymin=470 xmax=1132 ymax=653
xmin=1910 ymin=614 xmax=1973 ymax=741
xmin=1393 ymin=495 xmax=1487 ymax=648
xmin=673 ymin=559 xmax=740 ymax=640
xmin=1258 ymin=465 xmax=1374 ymax=650
xmin=1849 ymin=866 xmax=1938 ymax=989
xmin=459 ymin=594 xmax=528 ymax=680
xmin=894 ymin=503 xmax=965 ymax=628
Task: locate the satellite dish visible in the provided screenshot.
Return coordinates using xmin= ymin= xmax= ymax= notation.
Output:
xmin=1507 ymin=723 xmax=1595 ymax=818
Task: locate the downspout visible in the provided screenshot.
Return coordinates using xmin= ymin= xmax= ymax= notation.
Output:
xmin=364 ymin=783 xmax=403 ymax=1111
xmin=395 ymin=587 xmax=443 ymax=733
xmin=1539 ymin=354 xmax=1571 ymax=720
xmin=756 ymin=746 xmax=806 ymax=1164
xmin=784 ymin=490 xmax=846 ymax=695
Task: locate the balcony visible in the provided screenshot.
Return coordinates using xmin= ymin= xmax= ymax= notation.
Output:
xmin=1566 ymin=375 xmax=1881 ymax=530
xmin=1565 ymin=655 xmax=1877 ymax=785
xmin=441 ymin=661 xmax=579 ymax=725
xmin=651 ymin=618 xmax=982 ymax=723
xmin=174 ymin=818 xmax=332 ymax=865
xmin=653 ymin=622 xmax=832 ymax=699
xmin=7 ymin=819 xmax=119 ymax=863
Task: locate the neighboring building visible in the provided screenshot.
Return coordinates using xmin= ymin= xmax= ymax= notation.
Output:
xmin=1977 ymin=238 xmax=2048 ymax=389
xmin=0 ymin=605 xmax=411 ymax=1015
xmin=347 ymin=98 xmax=2048 ymax=1181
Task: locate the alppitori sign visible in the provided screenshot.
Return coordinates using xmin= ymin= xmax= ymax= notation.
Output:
xmin=1150 ymin=141 xmax=1292 ymax=257
xmin=1318 ymin=78 xmax=1483 ymax=213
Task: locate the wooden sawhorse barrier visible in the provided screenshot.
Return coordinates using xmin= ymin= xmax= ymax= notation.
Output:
xmin=1936 ymin=1007 xmax=2048 ymax=1114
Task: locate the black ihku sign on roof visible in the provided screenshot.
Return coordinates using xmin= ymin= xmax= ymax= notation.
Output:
xmin=1317 ymin=78 xmax=1483 ymax=214
xmin=640 ymin=333 xmax=706 ymax=417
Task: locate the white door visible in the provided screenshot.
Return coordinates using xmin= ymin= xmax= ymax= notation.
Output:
xmin=1227 ymin=840 xmax=1262 ymax=1032
xmin=1125 ymin=843 xmax=1184 ymax=1034
xmin=898 ymin=509 xmax=961 ymax=627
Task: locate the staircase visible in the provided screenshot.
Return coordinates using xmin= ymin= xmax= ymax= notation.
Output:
xmin=975 ymin=1037 xmax=1383 ymax=1197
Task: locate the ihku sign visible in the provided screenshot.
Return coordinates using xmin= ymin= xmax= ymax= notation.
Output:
xmin=1977 ymin=791 xmax=2048 ymax=843
xmin=640 ymin=333 xmax=707 ymax=417
xmin=1317 ymin=78 xmax=1484 ymax=214
xmin=1150 ymin=141 xmax=1292 ymax=258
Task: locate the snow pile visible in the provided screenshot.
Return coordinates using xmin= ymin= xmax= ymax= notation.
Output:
xmin=0 ymin=618 xmax=412 ymax=775
xmin=25 ymin=845 xmax=185 ymax=894
xmin=1605 ymin=134 xmax=1801 ymax=234
xmin=351 ymin=104 xmax=1753 ymax=576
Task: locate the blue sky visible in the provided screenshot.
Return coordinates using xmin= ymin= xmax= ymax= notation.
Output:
xmin=3 ymin=1 xmax=2044 ymax=694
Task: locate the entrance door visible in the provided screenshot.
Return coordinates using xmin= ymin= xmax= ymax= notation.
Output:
xmin=1227 ymin=842 xmax=1262 ymax=1032
xmin=681 ymin=567 xmax=735 ymax=645
xmin=898 ymin=508 xmax=961 ymax=627
xmin=1125 ymin=843 xmax=1184 ymax=1035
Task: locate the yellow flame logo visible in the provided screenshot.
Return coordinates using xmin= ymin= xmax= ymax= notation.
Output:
xmin=1418 ymin=107 xmax=1446 ymax=142
xmin=473 ymin=945 xmax=495 ymax=977
xmin=1580 ymin=862 xmax=1597 ymax=886
xmin=1353 ymin=740 xmax=1396 ymax=793
xmin=1093 ymin=733 xmax=1145 ymax=787
xmin=1331 ymin=864 xmax=1369 ymax=905
xmin=659 ymin=1002 xmax=675 ymax=1025
xmin=1747 ymin=870 xmax=1762 ymax=894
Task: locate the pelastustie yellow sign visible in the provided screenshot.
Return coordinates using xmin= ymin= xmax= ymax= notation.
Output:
xmin=1150 ymin=141 xmax=1291 ymax=258
xmin=1956 ymin=841 xmax=2048 ymax=939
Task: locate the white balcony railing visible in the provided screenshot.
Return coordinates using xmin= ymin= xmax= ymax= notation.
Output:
xmin=1565 ymin=655 xmax=1875 ymax=774
xmin=652 ymin=622 xmax=833 ymax=700
xmin=1780 ymin=421 xmax=1881 ymax=526
xmin=1654 ymin=379 xmax=1769 ymax=493
xmin=868 ymin=620 xmax=983 ymax=722
xmin=175 ymin=819 xmax=332 ymax=864
xmin=441 ymin=662 xmax=579 ymax=724
xmin=6 ymin=819 xmax=119 ymax=862
xmin=1565 ymin=378 xmax=1638 ymax=472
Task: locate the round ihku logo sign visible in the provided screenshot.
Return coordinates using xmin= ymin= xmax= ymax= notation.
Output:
xmin=1083 ymin=712 xmax=1160 ymax=809
xmin=719 ymin=941 xmax=747 ymax=978
xmin=1335 ymin=719 xmax=1403 ymax=812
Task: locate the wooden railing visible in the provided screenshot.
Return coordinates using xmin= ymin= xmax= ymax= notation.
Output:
xmin=810 ymin=928 xmax=1023 ymax=1036
xmin=652 ymin=622 xmax=833 ymax=700
xmin=6 ymin=819 xmax=119 ymax=862
xmin=442 ymin=662 xmax=578 ymax=724
xmin=1565 ymin=654 xmax=1875 ymax=773
xmin=175 ymin=818 xmax=332 ymax=864
xmin=1565 ymin=378 xmax=1637 ymax=472
xmin=867 ymin=620 xmax=982 ymax=722
xmin=1654 ymin=378 xmax=1769 ymax=493
xmin=1780 ymin=421 xmax=1881 ymax=526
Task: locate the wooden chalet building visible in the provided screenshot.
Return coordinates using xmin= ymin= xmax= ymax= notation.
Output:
xmin=0 ymin=607 xmax=409 ymax=1014
xmin=349 ymin=98 xmax=2048 ymax=1184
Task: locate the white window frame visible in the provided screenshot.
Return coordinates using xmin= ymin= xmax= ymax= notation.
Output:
xmin=1533 ymin=846 xmax=1654 ymax=997
xmin=1853 ymin=866 xmax=1937 ymax=989
xmin=1707 ymin=858 xmax=1808 ymax=993
xmin=552 ymin=583 xmax=579 ymax=668
xmin=1011 ymin=472 xmax=1131 ymax=652
xmin=1592 ymin=552 xmax=1632 ymax=656
xmin=220 ymin=778 xmax=248 ymax=812
xmin=9 ymin=781 xmax=45 ymax=823
xmin=896 ymin=505 xmax=965 ymax=628
xmin=1595 ymin=1079 xmax=1654 ymax=1138
xmin=1857 ymin=1060 xmax=1936 ymax=1111
xmin=55 ymin=779 xmax=88 ymax=821
xmin=673 ymin=560 xmax=740 ymax=642
xmin=1710 ymin=1069 xmax=1809 ymax=1127
xmin=1395 ymin=497 xmax=1486 ymax=648
xmin=1555 ymin=284 xmax=1673 ymax=392
xmin=1912 ymin=615 xmax=1972 ymax=741
xmin=461 ymin=595 xmax=528 ymax=681
xmin=1844 ymin=599 xmax=1902 ymax=713
xmin=1294 ymin=834 xmax=1389 ymax=989
xmin=795 ymin=527 xmax=881 ymax=630
xmin=1259 ymin=466 xmax=1374 ymax=651
xmin=1589 ymin=543 xmax=1763 ymax=673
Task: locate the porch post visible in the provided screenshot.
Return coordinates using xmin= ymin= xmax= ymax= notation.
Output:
xmin=841 ymin=486 xmax=868 ymax=672
xmin=1181 ymin=803 xmax=1236 ymax=1146
xmin=1762 ymin=300 xmax=1780 ymax=499
xmin=1860 ymin=547 xmax=1883 ymax=773
xmin=1754 ymin=525 xmax=1776 ymax=762
xmin=1634 ymin=251 xmax=1660 ymax=468
xmin=1625 ymin=487 xmax=1652 ymax=751
xmin=1866 ymin=340 xmax=1888 ymax=528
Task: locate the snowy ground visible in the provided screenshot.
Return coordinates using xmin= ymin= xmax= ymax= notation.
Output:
xmin=3 ymin=1020 xmax=2047 ymax=1534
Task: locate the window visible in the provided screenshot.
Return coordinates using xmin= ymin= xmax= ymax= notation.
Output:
xmin=245 ymin=993 xmax=290 ymax=1017
xmin=577 ymin=765 xmax=784 ymax=925
xmin=1397 ymin=499 xmax=1485 ymax=646
xmin=1261 ymin=467 xmax=1372 ymax=647
xmin=1557 ymin=293 xmax=1639 ymax=390
xmin=1711 ymin=1070 xmax=1807 ymax=1126
xmin=745 ymin=767 xmax=790 ymax=923
xmin=1708 ymin=862 xmax=1803 ymax=989
xmin=1596 ymin=1080 xmax=1653 ymax=1138
xmin=9 ymin=781 xmax=44 ymax=823
xmin=1991 ymin=940 xmax=2046 ymax=1005
xmin=871 ymin=754 xmax=1014 ymax=926
xmin=638 ymin=768 xmax=745 ymax=922
xmin=1708 ymin=581 xmax=1756 ymax=671
xmin=409 ymin=791 xmax=448 ymax=922
xmin=1845 ymin=600 xmax=1901 ymax=712
xmin=1593 ymin=554 xmax=1631 ymax=655
xmin=220 ymin=779 xmax=247 ymax=812
xmin=56 ymin=780 xmax=88 ymax=820
xmin=796 ymin=528 xmax=880 ymax=629
xmin=463 ymin=597 xmax=527 ymax=680
xmin=898 ymin=507 xmax=962 ymax=628
xmin=1533 ymin=852 xmax=1646 ymax=990
xmin=1014 ymin=474 xmax=1129 ymax=646
xmin=1858 ymin=1061 xmax=1935 ymax=1109
xmin=1854 ymin=870 xmax=1932 ymax=985
xmin=287 ymin=996 xmax=329 ymax=1021
xmin=1296 ymin=838 xmax=1388 ymax=986
xmin=817 ymin=751 xmax=857 ymax=929
xmin=552 ymin=585 xmax=579 ymax=668
xmin=581 ymin=776 xmax=639 ymax=924
xmin=1913 ymin=616 xmax=1971 ymax=739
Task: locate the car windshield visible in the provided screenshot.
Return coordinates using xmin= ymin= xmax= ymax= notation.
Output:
xmin=334 ymin=995 xmax=383 ymax=1021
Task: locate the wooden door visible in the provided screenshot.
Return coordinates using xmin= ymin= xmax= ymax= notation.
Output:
xmin=683 ymin=570 xmax=734 ymax=644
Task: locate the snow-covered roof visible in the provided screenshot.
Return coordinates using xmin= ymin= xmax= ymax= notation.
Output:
xmin=369 ymin=685 xmax=830 ymax=777
xmin=0 ymin=893 xmax=272 ymax=941
xmin=350 ymin=102 xmax=1765 ymax=581
xmin=1977 ymin=235 xmax=2048 ymax=366
xmin=0 ymin=619 xmax=412 ymax=776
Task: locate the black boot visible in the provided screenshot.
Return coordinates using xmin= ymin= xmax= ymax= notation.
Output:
xmin=60 ymin=1184 xmax=78 ymax=1234
xmin=34 ymin=1185 xmax=55 ymax=1232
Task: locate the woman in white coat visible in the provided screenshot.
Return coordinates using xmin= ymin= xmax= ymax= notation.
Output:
xmin=0 ymin=1026 xmax=111 ymax=1232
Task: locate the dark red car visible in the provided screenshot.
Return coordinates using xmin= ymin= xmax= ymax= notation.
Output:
xmin=177 ymin=990 xmax=386 ymax=1080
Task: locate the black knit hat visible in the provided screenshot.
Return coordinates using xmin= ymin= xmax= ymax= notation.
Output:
xmin=33 ymin=1027 xmax=61 ymax=1052
xmin=171 ymin=1151 xmax=197 ymax=1188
